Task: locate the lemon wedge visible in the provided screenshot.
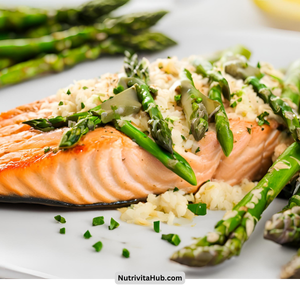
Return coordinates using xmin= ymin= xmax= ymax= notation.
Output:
xmin=253 ymin=0 xmax=300 ymax=21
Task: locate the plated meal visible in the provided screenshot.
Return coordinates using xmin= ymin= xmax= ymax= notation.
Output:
xmin=1 ymin=40 xmax=300 ymax=278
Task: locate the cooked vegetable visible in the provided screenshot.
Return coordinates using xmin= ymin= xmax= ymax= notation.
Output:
xmin=208 ymin=84 xmax=234 ymax=157
xmin=264 ymin=188 xmax=300 ymax=247
xmin=115 ymin=120 xmax=197 ymax=186
xmin=54 ymin=215 xmax=66 ymax=223
xmin=0 ymin=32 xmax=175 ymax=88
xmin=280 ymin=249 xmax=300 ymax=279
xmin=108 ymin=218 xmax=119 ymax=230
xmin=92 ymin=216 xmax=104 ymax=226
xmin=161 ymin=234 xmax=181 ymax=246
xmin=84 ymin=230 xmax=92 ymax=239
xmin=281 ymin=59 xmax=300 ymax=110
xmin=124 ymin=51 xmax=173 ymax=153
xmin=171 ymin=142 xmax=300 ymax=267
xmin=0 ymin=57 xmax=14 ymax=70
xmin=246 ymin=76 xmax=300 ymax=142
xmin=92 ymin=241 xmax=103 ymax=252
xmin=193 ymin=58 xmax=230 ymax=100
xmin=122 ymin=248 xmax=130 ymax=258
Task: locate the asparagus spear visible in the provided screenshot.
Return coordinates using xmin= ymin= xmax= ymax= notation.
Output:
xmin=193 ymin=58 xmax=231 ymax=100
xmin=0 ymin=57 xmax=14 ymax=69
xmin=208 ymin=84 xmax=234 ymax=157
xmin=0 ymin=32 xmax=175 ymax=88
xmin=264 ymin=188 xmax=300 ymax=247
xmin=171 ymin=142 xmax=300 ymax=267
xmin=281 ymin=59 xmax=300 ymax=110
xmin=280 ymin=249 xmax=300 ymax=279
xmin=246 ymin=76 xmax=300 ymax=142
xmin=123 ymin=51 xmax=173 ymax=153
xmin=179 ymin=69 xmax=209 ymax=141
xmin=115 ymin=120 xmax=197 ymax=185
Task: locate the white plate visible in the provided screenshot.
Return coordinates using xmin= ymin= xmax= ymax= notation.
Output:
xmin=1 ymin=8 xmax=300 ymax=278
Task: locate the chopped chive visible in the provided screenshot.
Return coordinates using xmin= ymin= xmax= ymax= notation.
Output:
xmin=92 ymin=241 xmax=103 ymax=252
xmin=237 ymin=97 xmax=242 ymax=102
xmin=167 ymin=56 xmax=171 ymax=59
xmin=54 ymin=215 xmax=66 ymax=223
xmin=44 ymin=146 xmax=50 ymax=153
xmin=58 ymin=101 xmax=63 ymax=106
xmin=247 ymin=127 xmax=252 ymax=134
xmin=81 ymin=102 xmax=85 ymax=109
xmin=161 ymin=234 xmax=181 ymax=246
xmin=108 ymin=218 xmax=119 ymax=230
xmin=187 ymin=203 xmax=207 ymax=215
xmin=257 ymin=111 xmax=270 ymax=126
xmin=158 ymin=65 xmax=163 ymax=69
xmin=257 ymin=62 xmax=261 ymax=69
xmin=113 ymin=85 xmax=125 ymax=95
xmin=149 ymin=86 xmax=158 ymax=96
xmin=66 ymin=89 xmax=71 ymax=95
xmin=83 ymin=230 xmax=92 ymax=239
xmin=122 ymin=248 xmax=130 ymax=258
xmin=174 ymin=94 xmax=181 ymax=101
xmin=195 ymin=97 xmax=202 ymax=103
xmin=59 ymin=227 xmax=66 ymax=234
xmin=92 ymin=216 xmax=104 ymax=226
xmin=173 ymin=187 xmax=179 ymax=192
xmin=230 ymin=101 xmax=237 ymax=108
xmin=195 ymin=147 xmax=200 ymax=154
xmin=153 ymin=221 xmax=160 ymax=233
xmin=82 ymin=86 xmax=88 ymax=90
xmin=181 ymin=135 xmax=186 ymax=141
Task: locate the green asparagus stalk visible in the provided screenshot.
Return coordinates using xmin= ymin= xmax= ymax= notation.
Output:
xmin=171 ymin=142 xmax=300 ymax=267
xmin=281 ymin=59 xmax=300 ymax=110
xmin=0 ymin=0 xmax=129 ymax=32
xmin=123 ymin=51 xmax=174 ymax=153
xmin=193 ymin=58 xmax=230 ymax=100
xmin=280 ymin=249 xmax=300 ymax=279
xmin=0 ymin=57 xmax=14 ymax=69
xmin=0 ymin=32 xmax=175 ymax=88
xmin=246 ymin=76 xmax=300 ymax=142
xmin=264 ymin=188 xmax=300 ymax=247
xmin=208 ymin=84 xmax=234 ymax=157
xmin=115 ymin=120 xmax=197 ymax=185
xmin=179 ymin=69 xmax=209 ymax=141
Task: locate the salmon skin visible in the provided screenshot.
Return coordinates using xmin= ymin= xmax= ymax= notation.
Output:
xmin=0 ymin=96 xmax=282 ymax=208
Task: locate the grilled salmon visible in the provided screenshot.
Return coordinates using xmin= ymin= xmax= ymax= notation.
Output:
xmin=0 ymin=97 xmax=282 ymax=205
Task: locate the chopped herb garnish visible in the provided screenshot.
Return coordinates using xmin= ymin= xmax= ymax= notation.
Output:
xmin=195 ymin=97 xmax=202 ymax=103
xmin=81 ymin=102 xmax=85 ymax=109
xmin=257 ymin=62 xmax=261 ymax=69
xmin=158 ymin=65 xmax=163 ymax=69
xmin=149 ymin=86 xmax=158 ymax=96
xmin=195 ymin=147 xmax=200 ymax=154
xmin=230 ymin=101 xmax=237 ymax=108
xmin=237 ymin=97 xmax=242 ymax=102
xmin=247 ymin=127 xmax=252 ymax=134
xmin=181 ymin=135 xmax=186 ymax=141
xmin=66 ymin=89 xmax=71 ymax=95
xmin=108 ymin=218 xmax=119 ymax=230
xmin=58 ymin=101 xmax=63 ymax=106
xmin=83 ymin=230 xmax=92 ymax=239
xmin=60 ymin=227 xmax=66 ymax=234
xmin=161 ymin=234 xmax=181 ymax=246
xmin=187 ymin=203 xmax=207 ymax=216
xmin=82 ymin=86 xmax=88 ymax=90
xmin=167 ymin=56 xmax=171 ymax=59
xmin=92 ymin=241 xmax=103 ymax=252
xmin=44 ymin=146 xmax=50 ymax=153
xmin=173 ymin=187 xmax=179 ymax=192
xmin=54 ymin=215 xmax=66 ymax=224
xmin=92 ymin=216 xmax=104 ymax=226
xmin=122 ymin=248 xmax=130 ymax=258
xmin=113 ymin=85 xmax=125 ymax=95
xmin=174 ymin=95 xmax=181 ymax=102
xmin=231 ymin=90 xmax=243 ymax=97
xmin=153 ymin=221 xmax=160 ymax=233
xmin=261 ymin=127 xmax=265 ymax=131
xmin=257 ymin=111 xmax=270 ymax=126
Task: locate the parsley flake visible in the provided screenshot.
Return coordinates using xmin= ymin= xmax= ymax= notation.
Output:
xmin=92 ymin=216 xmax=104 ymax=226
xmin=257 ymin=112 xmax=270 ymax=126
xmin=54 ymin=215 xmax=66 ymax=224
xmin=247 ymin=127 xmax=252 ymax=134
xmin=66 ymin=89 xmax=71 ymax=95
xmin=173 ymin=187 xmax=179 ymax=192
xmin=195 ymin=147 xmax=200 ymax=154
xmin=108 ymin=218 xmax=119 ymax=230
xmin=58 ymin=101 xmax=63 ymax=106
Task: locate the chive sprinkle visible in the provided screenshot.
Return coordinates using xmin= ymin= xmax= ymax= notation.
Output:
xmin=81 ymin=102 xmax=85 ymax=109
xmin=54 ymin=215 xmax=66 ymax=223
xmin=44 ymin=146 xmax=50 ymax=153
xmin=257 ymin=112 xmax=270 ymax=126
xmin=92 ymin=241 xmax=103 ymax=252
xmin=58 ymin=101 xmax=63 ymax=106
xmin=230 ymin=101 xmax=237 ymax=108
xmin=82 ymin=86 xmax=88 ymax=90
xmin=92 ymin=216 xmax=104 ymax=226
xmin=247 ymin=127 xmax=252 ymax=134
xmin=60 ymin=228 xmax=66 ymax=234
xmin=122 ymin=248 xmax=130 ymax=258
xmin=161 ymin=234 xmax=181 ymax=246
xmin=83 ymin=230 xmax=92 ymax=239
xmin=195 ymin=147 xmax=200 ymax=154
xmin=173 ymin=187 xmax=179 ymax=192
xmin=108 ymin=218 xmax=119 ymax=230
xmin=66 ymin=89 xmax=71 ymax=95
xmin=153 ymin=221 xmax=160 ymax=233
xmin=181 ymin=135 xmax=186 ymax=141
xmin=187 ymin=203 xmax=207 ymax=216
xmin=174 ymin=95 xmax=181 ymax=101
xmin=113 ymin=85 xmax=125 ymax=95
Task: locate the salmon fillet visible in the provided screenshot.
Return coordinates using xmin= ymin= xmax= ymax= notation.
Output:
xmin=0 ymin=97 xmax=282 ymax=205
